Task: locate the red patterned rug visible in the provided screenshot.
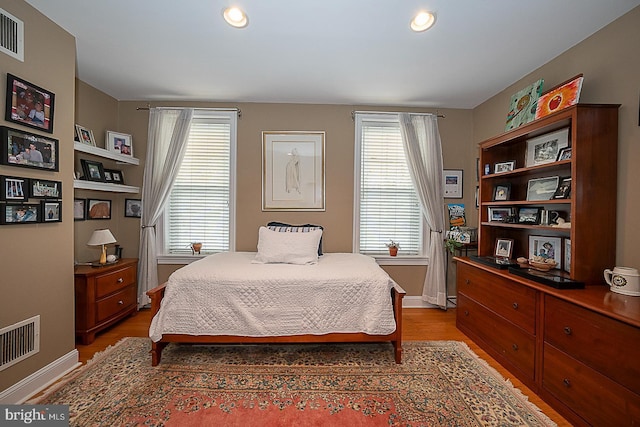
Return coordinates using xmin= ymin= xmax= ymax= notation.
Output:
xmin=32 ymin=338 xmax=556 ymax=426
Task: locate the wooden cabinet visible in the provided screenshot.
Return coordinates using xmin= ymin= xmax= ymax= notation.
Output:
xmin=74 ymin=258 xmax=138 ymax=344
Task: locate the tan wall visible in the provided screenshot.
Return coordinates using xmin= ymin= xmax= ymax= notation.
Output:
xmin=0 ymin=1 xmax=76 ymax=392
xmin=472 ymin=6 xmax=640 ymax=271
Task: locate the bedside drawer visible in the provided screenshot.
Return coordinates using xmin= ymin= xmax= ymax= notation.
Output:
xmin=544 ymin=295 xmax=640 ymax=393
xmin=458 ymin=294 xmax=535 ymax=380
xmin=457 ymin=263 xmax=536 ymax=334
xmin=543 ymin=344 xmax=640 ymax=426
xmin=95 ymin=265 xmax=136 ymax=298
xmin=96 ymin=286 xmax=136 ymax=323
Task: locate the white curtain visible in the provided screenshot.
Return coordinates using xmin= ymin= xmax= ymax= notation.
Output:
xmin=398 ymin=113 xmax=447 ymax=307
xmin=137 ymin=108 xmax=194 ymax=306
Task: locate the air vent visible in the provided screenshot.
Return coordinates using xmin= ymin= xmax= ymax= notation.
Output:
xmin=0 ymin=8 xmax=24 ymax=62
xmin=0 ymin=315 xmax=40 ymax=371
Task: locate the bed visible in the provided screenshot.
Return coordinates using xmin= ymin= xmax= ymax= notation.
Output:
xmin=147 ymin=228 xmax=405 ymax=366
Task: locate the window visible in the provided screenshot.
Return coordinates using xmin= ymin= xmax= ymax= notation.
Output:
xmin=354 ymin=113 xmax=427 ymax=262
xmin=159 ymin=110 xmax=236 ymax=261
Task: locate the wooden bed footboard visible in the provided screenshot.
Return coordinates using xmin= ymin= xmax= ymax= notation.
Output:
xmin=146 ymin=282 xmax=406 ymax=366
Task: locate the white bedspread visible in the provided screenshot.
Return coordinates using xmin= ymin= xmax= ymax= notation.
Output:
xmin=149 ymin=252 xmax=397 ymax=342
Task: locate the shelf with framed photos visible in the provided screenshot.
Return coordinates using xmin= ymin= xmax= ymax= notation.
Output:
xmin=74 ymin=141 xmax=139 ymax=165
xmin=73 ymin=141 xmax=140 ymax=193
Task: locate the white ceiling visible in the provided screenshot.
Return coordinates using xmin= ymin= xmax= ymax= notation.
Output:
xmin=25 ymin=0 xmax=640 ymax=108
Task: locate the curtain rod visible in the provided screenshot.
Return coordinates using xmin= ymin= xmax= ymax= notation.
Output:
xmin=136 ymin=105 xmax=242 ymax=118
xmin=351 ymin=110 xmax=445 ymax=120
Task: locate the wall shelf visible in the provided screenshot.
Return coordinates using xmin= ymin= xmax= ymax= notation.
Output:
xmin=73 ymin=180 xmax=139 ymax=193
xmin=74 ymin=141 xmax=139 ymax=165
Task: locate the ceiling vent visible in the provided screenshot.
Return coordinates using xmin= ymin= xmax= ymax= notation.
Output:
xmin=0 ymin=8 xmax=24 ymax=62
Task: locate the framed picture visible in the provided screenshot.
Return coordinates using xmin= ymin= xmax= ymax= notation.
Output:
xmin=448 ymin=203 xmax=466 ymax=229
xmin=5 ymin=73 xmax=55 ymax=134
xmin=492 ymin=183 xmax=511 ymax=201
xmin=494 ymin=161 xmax=515 ymax=174
xmin=535 ymin=74 xmax=583 ymax=120
xmin=475 ymin=186 xmax=479 ymax=209
xmin=488 ymin=207 xmax=514 ymax=222
xmin=443 ymin=169 xmax=463 ymax=198
xmin=103 ymin=170 xmax=113 ymax=182
xmin=262 ymin=131 xmax=325 ymax=211
xmin=75 ymin=124 xmax=96 ymax=146
xmin=505 ymin=79 xmax=544 ymax=131
xmin=553 ymin=177 xmax=572 ymax=199
xmin=526 ymin=176 xmax=559 ymax=201
xmin=74 ymin=198 xmax=86 ymax=221
xmin=109 ymin=170 xmax=124 ymax=184
xmin=81 ymin=159 xmax=106 ymax=182
xmin=525 ymin=128 xmax=569 ymax=167
xmin=494 ymin=238 xmax=514 ymax=259
xmin=29 ymin=178 xmax=61 ymax=199
xmin=125 ymin=198 xmax=142 ymax=218
xmin=564 ymin=239 xmax=571 ymax=273
xmin=529 ymin=235 xmax=562 ymax=266
xmin=1 ymin=175 xmax=28 ymax=201
xmin=41 ymin=200 xmax=62 ymax=223
xmin=1 ymin=203 xmax=40 ymax=224
xmin=1 ymin=126 xmax=59 ymax=171
xmin=518 ymin=207 xmax=541 ymax=224
xmin=557 ymin=147 xmax=572 ymax=161
xmin=87 ymin=199 xmax=112 ymax=220
xmin=106 ymin=131 xmax=133 ymax=157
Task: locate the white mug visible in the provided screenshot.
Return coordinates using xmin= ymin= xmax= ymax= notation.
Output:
xmin=604 ymin=266 xmax=640 ymax=296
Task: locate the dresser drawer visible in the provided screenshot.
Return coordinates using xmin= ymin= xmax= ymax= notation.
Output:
xmin=543 ymin=343 xmax=640 ymax=426
xmin=457 ymin=263 xmax=536 ymax=334
xmin=544 ymin=295 xmax=640 ymax=393
xmin=458 ymin=294 xmax=535 ymax=380
xmin=95 ymin=265 xmax=136 ymax=298
xmin=96 ymin=286 xmax=136 ymax=323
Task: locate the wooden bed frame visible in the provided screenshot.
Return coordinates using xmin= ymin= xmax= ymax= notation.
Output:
xmin=146 ymin=282 xmax=406 ymax=366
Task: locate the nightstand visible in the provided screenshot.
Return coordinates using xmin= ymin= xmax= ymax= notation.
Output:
xmin=74 ymin=258 xmax=138 ymax=344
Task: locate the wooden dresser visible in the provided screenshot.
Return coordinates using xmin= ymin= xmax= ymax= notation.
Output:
xmin=456 ymin=259 xmax=640 ymax=426
xmin=74 ymin=258 xmax=138 ymax=344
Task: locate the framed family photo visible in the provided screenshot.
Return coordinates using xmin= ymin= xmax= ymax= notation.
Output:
xmin=262 ymin=131 xmax=325 ymax=211
xmin=495 ymin=238 xmax=514 ymax=259
xmin=5 ymin=74 xmax=55 ymax=134
xmin=42 ymin=200 xmax=62 ymax=223
xmin=1 ymin=175 xmax=28 ymax=201
xmin=106 ymin=131 xmax=133 ymax=157
xmin=81 ymin=159 xmax=106 ymax=182
xmin=1 ymin=126 xmax=59 ymax=171
xmin=525 ymin=128 xmax=569 ymax=167
xmin=75 ymin=124 xmax=96 ymax=146
xmin=494 ymin=161 xmax=515 ymax=174
xmin=529 ymin=235 xmax=562 ymax=266
xmin=1 ymin=203 xmax=40 ymax=224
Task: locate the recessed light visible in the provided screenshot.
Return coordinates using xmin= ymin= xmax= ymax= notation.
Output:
xmin=223 ymin=6 xmax=248 ymax=28
xmin=410 ymin=11 xmax=436 ymax=32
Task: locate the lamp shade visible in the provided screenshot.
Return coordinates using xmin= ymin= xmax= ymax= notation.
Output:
xmin=87 ymin=229 xmax=117 ymax=246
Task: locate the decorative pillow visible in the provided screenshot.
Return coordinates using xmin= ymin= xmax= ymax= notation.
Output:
xmin=253 ymin=226 xmax=323 ymax=265
xmin=266 ymin=221 xmax=324 ymax=255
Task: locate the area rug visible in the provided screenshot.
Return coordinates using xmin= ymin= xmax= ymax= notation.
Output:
xmin=32 ymin=338 xmax=556 ymax=426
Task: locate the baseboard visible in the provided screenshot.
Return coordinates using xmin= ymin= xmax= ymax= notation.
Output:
xmin=0 ymin=349 xmax=80 ymax=404
xmin=403 ymin=295 xmax=457 ymax=308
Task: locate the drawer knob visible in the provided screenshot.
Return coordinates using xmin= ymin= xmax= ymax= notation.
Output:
xmin=563 ymin=326 xmax=572 ymax=335
xmin=563 ymin=378 xmax=571 ymax=388
xmin=118 ymin=300 xmax=124 ymax=305
xmin=512 ymin=302 xmax=519 ymax=310
xmin=464 ymin=310 xmax=469 ymax=316
xmin=465 ymin=279 xmax=470 ymax=285
xmin=512 ymin=344 xmax=518 ymax=351
xmin=117 ymin=278 xmax=124 ymax=283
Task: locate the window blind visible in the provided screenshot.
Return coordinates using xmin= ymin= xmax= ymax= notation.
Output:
xmin=355 ymin=115 xmax=423 ymax=256
xmin=165 ymin=111 xmax=235 ymax=255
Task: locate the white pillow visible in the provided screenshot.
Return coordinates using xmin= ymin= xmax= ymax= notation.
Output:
xmin=253 ymin=226 xmax=322 ymax=265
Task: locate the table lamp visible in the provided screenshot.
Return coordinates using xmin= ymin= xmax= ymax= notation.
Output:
xmin=87 ymin=229 xmax=117 ymax=265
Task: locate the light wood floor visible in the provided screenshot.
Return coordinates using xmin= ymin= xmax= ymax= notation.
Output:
xmin=76 ymin=307 xmax=571 ymax=426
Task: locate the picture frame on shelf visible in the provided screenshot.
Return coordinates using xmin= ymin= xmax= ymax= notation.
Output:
xmin=443 ymin=169 xmax=463 ymax=198
xmin=5 ymin=73 xmax=55 ymax=134
xmin=526 ymin=176 xmax=559 ymax=201
xmin=553 ymin=177 xmax=572 ymax=199
xmin=110 ymin=170 xmax=124 ymax=184
xmin=488 ymin=206 xmax=514 ymax=222
xmin=41 ymin=200 xmax=62 ymax=223
xmin=87 ymin=199 xmax=112 ymax=220
xmin=80 ymin=159 xmax=106 ymax=182
xmin=74 ymin=198 xmax=86 ymax=221
xmin=103 ymin=170 xmax=113 ymax=182
xmin=525 ymin=128 xmax=569 ymax=167
xmin=494 ymin=161 xmax=515 ymax=174
xmin=494 ymin=238 xmax=514 ymax=259
xmin=1 ymin=126 xmax=59 ymax=171
xmin=557 ymin=146 xmax=572 ymax=161
xmin=518 ymin=207 xmax=541 ymax=224
xmin=535 ymin=74 xmax=584 ymax=120
xmin=1 ymin=203 xmax=40 ymax=224
xmin=492 ymin=183 xmax=511 ymax=201
xmin=564 ymin=239 xmax=571 ymax=273
xmin=106 ymin=131 xmax=133 ymax=157
xmin=125 ymin=198 xmax=142 ymax=218
xmin=75 ymin=124 xmax=96 ymax=146
xmin=529 ymin=235 xmax=562 ymax=266
xmin=1 ymin=175 xmax=28 ymax=201
xmin=29 ymin=178 xmax=61 ymax=199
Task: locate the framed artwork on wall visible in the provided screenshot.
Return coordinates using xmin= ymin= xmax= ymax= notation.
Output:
xmin=1 ymin=126 xmax=59 ymax=171
xmin=1 ymin=203 xmax=40 ymax=224
xmin=74 ymin=198 xmax=86 ymax=221
xmin=443 ymin=169 xmax=463 ymax=198
xmin=5 ymin=73 xmax=55 ymax=134
xmin=125 ymin=199 xmax=142 ymax=218
xmin=42 ymin=200 xmax=62 ymax=222
xmin=1 ymin=175 xmax=28 ymax=201
xmin=87 ymin=199 xmax=112 ymax=220
xmin=29 ymin=178 xmax=61 ymax=199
